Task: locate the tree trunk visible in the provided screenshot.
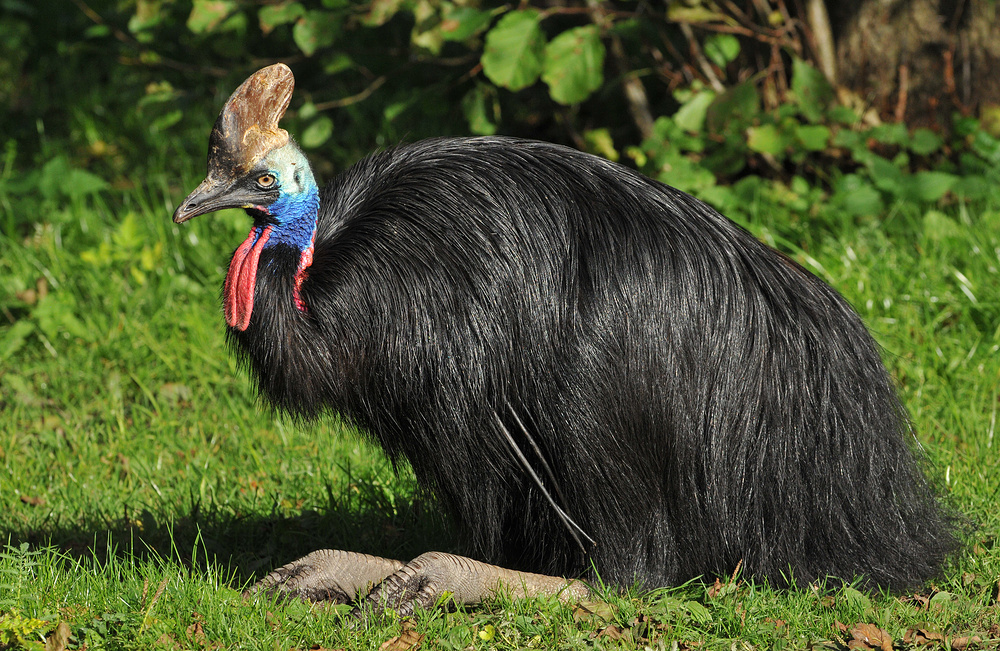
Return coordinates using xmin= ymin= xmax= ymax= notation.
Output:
xmin=830 ymin=0 xmax=1000 ymax=130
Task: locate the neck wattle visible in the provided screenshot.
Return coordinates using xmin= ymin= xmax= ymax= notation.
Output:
xmin=224 ymin=185 xmax=320 ymax=331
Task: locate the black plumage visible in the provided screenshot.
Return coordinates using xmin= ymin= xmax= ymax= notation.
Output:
xmin=221 ymin=135 xmax=956 ymax=591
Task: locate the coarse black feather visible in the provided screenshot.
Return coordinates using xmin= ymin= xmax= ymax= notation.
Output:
xmin=228 ymin=136 xmax=957 ymax=590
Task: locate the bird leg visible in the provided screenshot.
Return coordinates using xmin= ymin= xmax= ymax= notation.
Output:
xmin=246 ymin=549 xmax=590 ymax=617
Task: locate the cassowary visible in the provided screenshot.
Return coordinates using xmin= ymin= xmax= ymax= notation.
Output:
xmin=173 ymin=64 xmax=956 ymax=615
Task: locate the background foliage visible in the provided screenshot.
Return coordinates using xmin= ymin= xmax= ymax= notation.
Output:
xmin=1 ymin=0 xmax=999 ymax=649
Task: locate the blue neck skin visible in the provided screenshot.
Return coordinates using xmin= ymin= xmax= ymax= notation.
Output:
xmin=253 ymin=142 xmax=320 ymax=253
xmin=245 ymin=141 xmax=319 ymax=255
xmin=261 ymin=183 xmax=319 ymax=251
xmin=240 ymin=143 xmax=319 ymax=315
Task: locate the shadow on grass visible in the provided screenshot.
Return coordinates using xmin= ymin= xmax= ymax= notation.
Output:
xmin=5 ymin=478 xmax=458 ymax=590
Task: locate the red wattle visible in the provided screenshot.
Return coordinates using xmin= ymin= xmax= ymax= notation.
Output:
xmin=293 ymin=240 xmax=315 ymax=313
xmin=224 ymin=226 xmax=272 ymax=331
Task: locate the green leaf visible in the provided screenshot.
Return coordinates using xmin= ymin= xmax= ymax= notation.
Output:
xmin=410 ymin=0 xmax=443 ymax=54
xmin=746 ymin=124 xmax=786 ymax=155
xmin=870 ymin=123 xmax=907 ymax=146
xmin=674 ymin=90 xmax=716 ymax=133
xmin=703 ymin=34 xmax=740 ymax=68
xmin=440 ymin=6 xmax=493 ymax=42
xmin=0 ymin=320 xmax=35 ymax=361
xmin=298 ymin=101 xmax=318 ymax=120
xmin=841 ymin=587 xmax=872 ymax=615
xmin=922 ymin=210 xmax=961 ymax=241
xmin=583 ymin=128 xmax=618 ymax=162
xmin=293 ymin=10 xmax=339 ymax=56
xmin=827 ymin=105 xmax=858 ymax=125
xmin=187 ymin=0 xmax=237 ymax=33
xmin=322 ymin=53 xmax=354 ymax=75
xmin=951 ymin=174 xmax=990 ymax=200
xmin=789 ymin=57 xmax=833 ymax=123
xmin=60 ymin=168 xmax=108 ymax=198
xmin=794 ymin=124 xmax=830 ymax=151
xmin=481 ymin=10 xmax=545 ymax=91
xmin=909 ymin=127 xmax=943 ymax=155
xmin=259 ymin=2 xmax=305 ymax=35
xmin=833 ymin=173 xmax=883 ymax=217
xmin=363 ymin=0 xmax=404 ymax=27
xmin=150 ymin=109 xmax=183 ymax=133
xmin=683 ymin=600 xmax=712 ymax=624
xmin=542 ymin=26 xmax=605 ymax=105
xmin=929 ymin=590 xmax=960 ymax=609
xmin=34 ymin=294 xmax=92 ymax=343
xmin=129 ymin=0 xmax=166 ymax=33
xmin=462 ymin=84 xmax=498 ymax=136
xmin=831 ymin=128 xmax=862 ymax=151
xmin=911 ymin=170 xmax=956 ymax=202
xmin=300 ymin=116 xmax=334 ymax=148
xmin=706 ymin=80 xmax=759 ymax=132
xmin=113 ymin=212 xmax=143 ymax=251
xmin=972 ymin=130 xmax=1000 ymax=163
xmin=867 ymin=155 xmax=905 ymax=196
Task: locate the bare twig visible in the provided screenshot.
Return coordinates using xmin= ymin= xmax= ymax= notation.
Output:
xmin=313 ymin=76 xmax=387 ymax=111
xmin=679 ymin=22 xmax=726 ymax=92
xmin=69 ymin=0 xmax=229 ymax=77
xmin=894 ymin=63 xmax=909 ymax=122
xmin=586 ymin=0 xmax=655 ymax=139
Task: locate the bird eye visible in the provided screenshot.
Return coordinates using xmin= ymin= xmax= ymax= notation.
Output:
xmin=257 ymin=174 xmax=277 ymax=188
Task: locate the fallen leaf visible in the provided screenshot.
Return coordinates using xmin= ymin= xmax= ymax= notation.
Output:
xmin=903 ymin=628 xmax=945 ymax=645
xmin=185 ymin=620 xmax=222 ymax=649
xmin=902 ymin=593 xmax=931 ymax=610
xmin=379 ymin=630 xmax=423 ymax=651
xmin=19 ymin=494 xmax=46 ymax=507
xmin=158 ymin=382 xmax=193 ymax=405
xmin=187 ymin=622 xmax=206 ymax=645
xmin=593 ymin=624 xmax=624 ymax=640
xmin=849 ymin=623 xmax=893 ymax=651
xmin=950 ymin=635 xmax=983 ymax=650
xmin=44 ymin=621 xmax=71 ymax=651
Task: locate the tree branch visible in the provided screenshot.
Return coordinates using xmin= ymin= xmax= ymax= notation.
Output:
xmin=805 ymin=0 xmax=838 ymax=84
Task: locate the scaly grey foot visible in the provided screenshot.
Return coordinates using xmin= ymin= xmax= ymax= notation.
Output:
xmin=246 ymin=549 xmax=404 ymax=604
xmin=247 ymin=549 xmax=589 ymax=617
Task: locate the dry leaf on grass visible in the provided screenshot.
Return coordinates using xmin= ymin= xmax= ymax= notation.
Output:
xmin=44 ymin=621 xmax=71 ymax=651
xmin=950 ymin=635 xmax=983 ymax=650
xmin=845 ymin=623 xmax=893 ymax=651
xmin=591 ymin=624 xmax=625 ymax=640
xmin=903 ymin=628 xmax=945 ymax=645
xmin=378 ymin=629 xmax=423 ymax=651
xmin=185 ymin=621 xmax=222 ymax=650
xmin=901 ymin=593 xmax=931 ymax=610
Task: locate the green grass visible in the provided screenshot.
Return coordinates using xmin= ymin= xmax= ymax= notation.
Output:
xmin=1 ymin=167 xmax=998 ymax=650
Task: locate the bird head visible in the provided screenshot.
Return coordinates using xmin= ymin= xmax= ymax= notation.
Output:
xmin=173 ymin=62 xmax=308 ymax=224
xmin=174 ymin=63 xmax=320 ymax=331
